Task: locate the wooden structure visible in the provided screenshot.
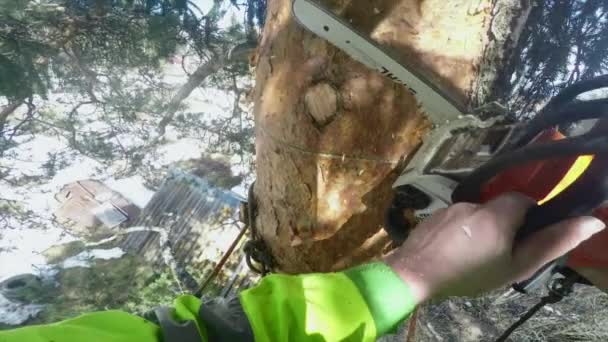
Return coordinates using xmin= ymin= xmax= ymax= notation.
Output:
xmin=53 ymin=172 xmax=254 ymax=295
xmin=54 ymin=180 xmax=141 ymax=240
xmin=120 ymin=170 xmax=252 ymax=295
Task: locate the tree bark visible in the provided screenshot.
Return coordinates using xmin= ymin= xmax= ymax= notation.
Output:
xmin=253 ymin=0 xmax=531 ymax=273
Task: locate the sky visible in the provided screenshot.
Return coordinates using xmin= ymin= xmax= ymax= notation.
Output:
xmin=191 ymin=0 xmax=246 ymax=27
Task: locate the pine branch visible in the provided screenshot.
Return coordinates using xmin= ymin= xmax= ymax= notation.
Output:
xmin=0 ymin=100 xmax=24 ymax=136
xmin=7 ymin=97 xmax=36 ymax=141
xmin=157 ymin=42 xmax=256 ymax=135
xmin=158 ymin=57 xmax=223 ymax=135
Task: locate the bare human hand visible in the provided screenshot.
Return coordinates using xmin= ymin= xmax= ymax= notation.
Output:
xmin=384 ymin=193 xmax=606 ymax=303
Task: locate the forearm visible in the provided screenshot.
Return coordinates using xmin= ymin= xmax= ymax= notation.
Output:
xmin=240 ymin=262 xmax=418 ymax=341
xmin=0 ymin=262 xmax=417 ymax=342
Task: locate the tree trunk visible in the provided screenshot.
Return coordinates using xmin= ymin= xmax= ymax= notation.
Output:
xmin=253 ymin=0 xmax=531 ymax=273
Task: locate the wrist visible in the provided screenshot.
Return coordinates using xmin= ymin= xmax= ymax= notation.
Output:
xmin=343 ymin=262 xmax=418 ymax=335
xmin=383 ymin=253 xmax=433 ymax=304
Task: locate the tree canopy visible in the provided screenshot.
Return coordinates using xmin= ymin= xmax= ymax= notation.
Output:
xmin=0 ymin=0 xmax=262 ymax=248
xmin=504 ymin=0 xmax=608 ymax=116
xmin=0 ymin=0 xmax=259 ymax=182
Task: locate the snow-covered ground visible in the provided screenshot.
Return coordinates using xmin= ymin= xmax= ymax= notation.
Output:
xmin=0 ymin=90 xmax=248 ymax=276
xmin=0 ymin=294 xmax=44 ymax=326
xmin=0 ymin=135 xmax=156 ymax=325
xmin=60 ymin=248 xmax=125 ymax=269
xmin=0 ymin=87 xmax=250 ymax=327
xmin=0 ymin=120 xmax=247 ymax=324
xmin=0 ymin=2 xmax=253 ymax=324
xmin=0 ymin=134 xmax=246 ymax=325
xmin=0 ymin=133 xmax=157 ymax=282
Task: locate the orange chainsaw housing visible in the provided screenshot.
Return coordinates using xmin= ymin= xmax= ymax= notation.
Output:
xmin=478 ymin=129 xmax=608 ymax=269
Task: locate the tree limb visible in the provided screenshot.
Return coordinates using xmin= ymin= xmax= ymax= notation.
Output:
xmin=66 ymin=101 xmax=94 ymax=149
xmin=0 ymin=100 xmax=24 ymax=136
xmin=157 ymin=42 xmax=256 ymax=135
xmin=8 ymin=97 xmax=36 ymax=141
xmin=158 ymin=58 xmax=223 ymax=135
xmin=62 ymin=47 xmax=103 ymax=103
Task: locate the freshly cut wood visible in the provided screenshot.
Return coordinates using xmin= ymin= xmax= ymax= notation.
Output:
xmin=304 ymin=82 xmax=338 ymax=127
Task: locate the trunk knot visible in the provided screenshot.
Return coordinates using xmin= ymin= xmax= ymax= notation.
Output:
xmin=304 ymin=82 xmax=339 ymax=127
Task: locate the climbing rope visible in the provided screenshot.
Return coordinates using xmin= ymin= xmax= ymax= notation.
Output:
xmin=194 ymin=223 xmax=249 ymax=298
xmin=406 ymin=307 xmax=419 ymax=342
xmin=243 ymin=181 xmax=275 ymax=275
xmin=495 ymin=274 xmax=579 ymax=342
xmin=193 ymin=182 xmax=274 ymax=297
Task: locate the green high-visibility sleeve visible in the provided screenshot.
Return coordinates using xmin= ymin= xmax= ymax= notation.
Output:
xmin=0 ymin=262 xmax=417 ymax=342
xmin=0 ymin=311 xmax=162 ymax=342
xmin=239 ymin=262 xmax=417 ymax=341
xmin=344 ymin=262 xmax=417 ymax=335
xmin=0 ymin=295 xmax=206 ymax=342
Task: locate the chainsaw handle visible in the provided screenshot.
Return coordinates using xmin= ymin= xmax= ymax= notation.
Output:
xmin=515 ymin=156 xmax=608 ymax=242
xmin=453 ymin=149 xmax=608 ymax=293
xmin=512 ymin=155 xmax=608 ymax=293
xmin=453 ymin=78 xmax=608 ymax=293
xmin=511 ymin=191 xmax=587 ymax=293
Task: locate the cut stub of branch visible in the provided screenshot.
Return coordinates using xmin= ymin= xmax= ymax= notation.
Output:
xmin=304 ymin=82 xmax=339 ymax=127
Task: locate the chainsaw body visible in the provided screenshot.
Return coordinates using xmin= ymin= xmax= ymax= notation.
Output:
xmin=389 ymin=116 xmax=521 ymax=239
xmin=388 ymin=116 xmax=608 ymax=292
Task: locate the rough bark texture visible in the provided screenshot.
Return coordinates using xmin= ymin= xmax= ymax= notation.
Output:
xmin=253 ymin=0 xmax=531 ymax=273
xmin=471 ymin=0 xmax=532 ymax=108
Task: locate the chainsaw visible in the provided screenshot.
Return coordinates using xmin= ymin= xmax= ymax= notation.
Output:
xmin=292 ymin=0 xmax=608 ymax=311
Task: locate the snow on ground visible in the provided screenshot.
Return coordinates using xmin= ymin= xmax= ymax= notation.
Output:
xmin=0 ymin=228 xmax=74 ymax=282
xmin=0 ymin=295 xmax=44 ymax=326
xmin=0 ymin=124 xmax=247 ymax=324
xmin=60 ymin=248 xmax=125 ymax=269
xmin=150 ymin=137 xmax=208 ymax=167
xmin=0 ymin=95 xmax=247 ymax=326
xmin=0 ymin=131 xmax=199 ymax=284
xmin=0 ymin=82 xmax=244 ymax=282
xmin=2 ymin=136 xmax=102 ymax=216
xmin=104 ymin=176 xmax=155 ymax=209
